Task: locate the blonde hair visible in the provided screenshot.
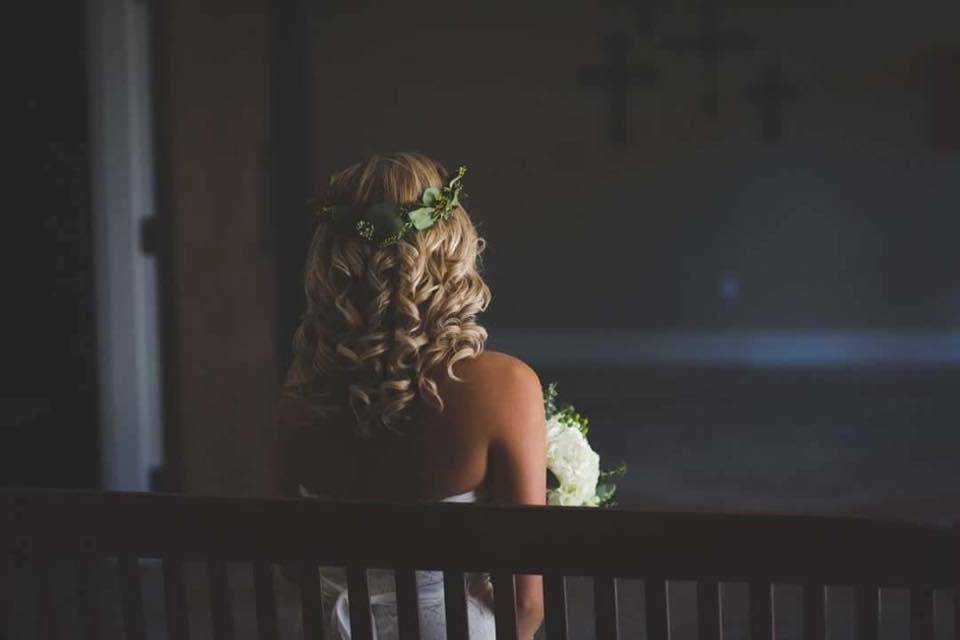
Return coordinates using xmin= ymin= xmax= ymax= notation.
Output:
xmin=282 ymin=152 xmax=492 ymax=437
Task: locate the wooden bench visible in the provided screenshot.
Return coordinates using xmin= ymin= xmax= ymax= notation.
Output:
xmin=2 ymin=490 xmax=958 ymax=639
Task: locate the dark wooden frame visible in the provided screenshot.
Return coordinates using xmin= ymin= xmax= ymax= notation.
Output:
xmin=3 ymin=490 xmax=958 ymax=639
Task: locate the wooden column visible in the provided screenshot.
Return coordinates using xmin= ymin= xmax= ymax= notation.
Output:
xmin=153 ymin=0 xmax=277 ymax=495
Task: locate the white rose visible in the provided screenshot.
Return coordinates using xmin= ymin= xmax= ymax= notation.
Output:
xmin=548 ymin=485 xmax=600 ymax=507
xmin=546 ymin=417 xmax=600 ymax=507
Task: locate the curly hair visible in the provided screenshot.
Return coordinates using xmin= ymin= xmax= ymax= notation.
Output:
xmin=282 ymin=152 xmax=492 ymax=437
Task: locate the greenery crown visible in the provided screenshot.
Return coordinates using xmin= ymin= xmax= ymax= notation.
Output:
xmin=308 ymin=165 xmax=468 ymax=247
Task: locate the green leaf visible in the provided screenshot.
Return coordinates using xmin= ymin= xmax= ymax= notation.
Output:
xmin=448 ymin=165 xmax=467 ymax=190
xmin=543 ymin=382 xmax=559 ymax=417
xmin=421 ymin=187 xmax=441 ymax=206
xmin=364 ymin=202 xmax=407 ymax=240
xmin=557 ymin=403 xmax=588 ymax=436
xmin=408 ymin=207 xmax=437 ymax=230
xmin=600 ymin=461 xmax=628 ymax=480
xmin=596 ymin=483 xmax=617 ymax=506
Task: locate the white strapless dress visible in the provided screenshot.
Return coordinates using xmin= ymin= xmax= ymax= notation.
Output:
xmin=296 ymin=485 xmax=497 ymax=640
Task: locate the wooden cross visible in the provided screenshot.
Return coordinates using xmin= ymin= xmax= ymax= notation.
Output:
xmin=578 ymin=32 xmax=657 ymax=144
xmin=662 ymin=0 xmax=754 ymax=115
xmin=746 ymin=59 xmax=798 ymax=142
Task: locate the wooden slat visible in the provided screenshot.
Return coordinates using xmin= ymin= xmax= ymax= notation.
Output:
xmin=77 ymin=555 xmax=103 ymax=640
xmin=855 ymin=585 xmax=880 ymax=640
xmin=394 ymin=568 xmax=420 ymax=640
xmin=645 ymin=577 xmax=670 ymax=640
xmin=5 ymin=491 xmax=956 ymax=587
xmin=802 ymin=583 xmax=826 ymax=640
xmin=118 ymin=555 xmax=146 ymax=640
xmin=593 ymin=575 xmax=619 ymax=640
xmin=443 ymin=570 xmax=469 ymax=640
xmin=346 ymin=567 xmax=373 ymax=640
xmin=297 ymin=564 xmax=324 ymax=640
xmin=543 ymin=574 xmax=569 ymax=640
xmin=252 ymin=562 xmax=278 ymax=640
xmin=162 ymin=557 xmax=190 ymax=640
xmin=492 ymin=571 xmax=519 ymax=640
xmin=909 ymin=586 xmax=934 ymax=640
xmin=208 ymin=560 xmax=234 ymax=640
xmin=697 ymin=578 xmax=722 ymax=640
xmin=749 ymin=582 xmax=774 ymax=640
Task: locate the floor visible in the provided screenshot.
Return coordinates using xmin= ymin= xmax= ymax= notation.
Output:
xmin=537 ymin=365 xmax=960 ymax=525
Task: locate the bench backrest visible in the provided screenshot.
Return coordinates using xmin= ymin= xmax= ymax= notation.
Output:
xmin=3 ymin=490 xmax=958 ymax=639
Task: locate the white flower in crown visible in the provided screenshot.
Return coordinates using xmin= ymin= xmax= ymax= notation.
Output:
xmin=546 ymin=415 xmax=601 ymax=507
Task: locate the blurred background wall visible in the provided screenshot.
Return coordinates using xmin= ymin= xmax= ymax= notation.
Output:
xmin=303 ymin=1 xmax=960 ymax=334
xmin=4 ymin=1 xmax=958 ymax=520
xmin=286 ymin=0 xmax=960 ymax=520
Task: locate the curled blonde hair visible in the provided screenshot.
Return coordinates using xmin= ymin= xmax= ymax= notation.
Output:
xmin=282 ymin=152 xmax=492 ymax=437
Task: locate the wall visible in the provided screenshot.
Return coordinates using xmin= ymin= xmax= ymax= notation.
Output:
xmin=304 ymin=0 xmax=960 ymax=333
xmin=298 ymin=1 xmax=960 ymax=515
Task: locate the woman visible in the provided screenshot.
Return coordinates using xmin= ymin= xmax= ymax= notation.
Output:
xmin=274 ymin=152 xmax=546 ymax=639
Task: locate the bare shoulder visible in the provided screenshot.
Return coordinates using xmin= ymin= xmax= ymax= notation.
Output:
xmin=452 ymin=350 xmax=540 ymax=390
xmin=445 ymin=350 xmax=544 ymax=435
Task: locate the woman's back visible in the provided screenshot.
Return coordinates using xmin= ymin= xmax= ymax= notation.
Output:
xmin=275 ymin=152 xmax=546 ymax=638
xmin=278 ymin=351 xmax=541 ymax=639
xmin=281 ymin=350 xmax=521 ymax=503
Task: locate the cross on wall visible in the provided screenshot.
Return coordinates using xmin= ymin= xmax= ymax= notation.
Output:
xmin=578 ymin=32 xmax=658 ymax=144
xmin=661 ymin=0 xmax=754 ymax=115
xmin=746 ymin=58 xmax=799 ymax=142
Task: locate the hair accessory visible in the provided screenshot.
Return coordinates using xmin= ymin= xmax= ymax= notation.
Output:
xmin=309 ymin=165 xmax=467 ymax=247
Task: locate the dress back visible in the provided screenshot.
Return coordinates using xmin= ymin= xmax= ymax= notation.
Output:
xmin=297 ymin=485 xmax=496 ymax=639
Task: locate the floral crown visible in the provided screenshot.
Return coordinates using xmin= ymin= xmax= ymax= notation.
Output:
xmin=308 ymin=165 xmax=468 ymax=247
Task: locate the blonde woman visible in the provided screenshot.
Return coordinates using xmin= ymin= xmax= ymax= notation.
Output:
xmin=274 ymin=152 xmax=546 ymax=640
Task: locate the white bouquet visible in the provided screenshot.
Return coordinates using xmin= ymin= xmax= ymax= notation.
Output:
xmin=543 ymin=383 xmax=625 ymax=507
